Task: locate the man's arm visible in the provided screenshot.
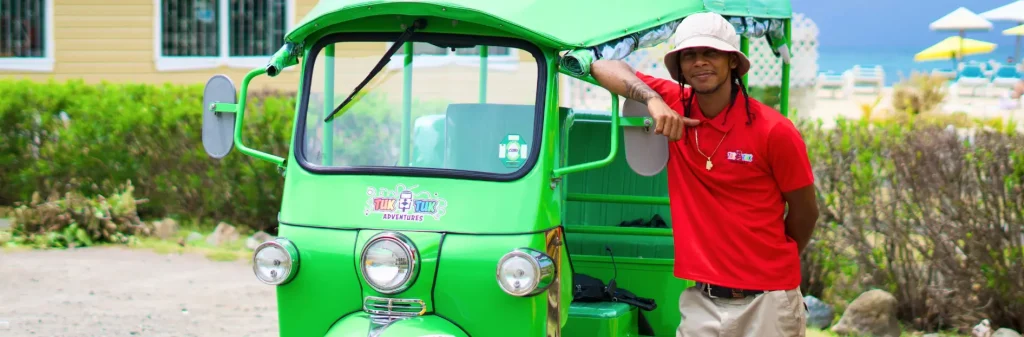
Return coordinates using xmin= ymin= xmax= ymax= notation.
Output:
xmin=766 ymin=121 xmax=819 ymax=254
xmin=782 ymin=185 xmax=818 ymax=254
xmin=590 ymin=59 xmax=663 ymax=105
xmin=589 ymin=60 xmax=697 ymax=141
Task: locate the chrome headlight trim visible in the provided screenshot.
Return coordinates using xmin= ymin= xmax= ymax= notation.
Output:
xmin=252 ymin=238 xmax=300 ymax=285
xmin=495 ymin=248 xmax=555 ymax=297
xmin=360 ymin=231 xmax=419 ymax=295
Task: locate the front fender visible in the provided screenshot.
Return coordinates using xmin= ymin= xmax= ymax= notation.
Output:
xmin=326 ymin=312 xmax=469 ymax=337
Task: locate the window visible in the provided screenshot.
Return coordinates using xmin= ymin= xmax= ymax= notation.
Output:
xmin=154 ymin=0 xmax=294 ymax=71
xmin=386 ymin=41 xmax=519 ymax=71
xmin=0 ymin=0 xmax=54 ymax=72
xmin=298 ymin=35 xmax=545 ymax=181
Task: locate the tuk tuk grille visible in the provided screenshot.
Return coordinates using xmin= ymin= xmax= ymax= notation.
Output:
xmin=363 ymin=296 xmax=426 ymax=317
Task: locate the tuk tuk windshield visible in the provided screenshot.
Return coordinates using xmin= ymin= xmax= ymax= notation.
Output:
xmin=297 ymin=33 xmax=544 ymax=180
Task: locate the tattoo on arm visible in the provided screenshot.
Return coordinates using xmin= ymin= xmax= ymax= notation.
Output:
xmin=623 ymin=79 xmax=659 ymax=104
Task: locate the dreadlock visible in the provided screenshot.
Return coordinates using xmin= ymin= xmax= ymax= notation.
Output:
xmin=676 ymin=65 xmax=755 ymax=145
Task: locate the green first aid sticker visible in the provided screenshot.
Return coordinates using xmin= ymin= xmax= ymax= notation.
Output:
xmin=498 ymin=134 xmax=528 ymax=168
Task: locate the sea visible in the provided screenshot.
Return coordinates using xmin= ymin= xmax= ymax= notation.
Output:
xmin=816 ymin=46 xmax=1018 ymax=87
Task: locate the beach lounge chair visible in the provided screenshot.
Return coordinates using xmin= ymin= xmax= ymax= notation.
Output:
xmin=953 ymin=64 xmax=989 ymax=96
xmin=989 ymin=64 xmax=1020 ymax=92
xmin=850 ymin=65 xmax=885 ymax=94
xmin=816 ymin=70 xmax=851 ymax=98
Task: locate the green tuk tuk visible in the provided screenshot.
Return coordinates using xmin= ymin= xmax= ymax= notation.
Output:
xmin=200 ymin=0 xmax=795 ymax=336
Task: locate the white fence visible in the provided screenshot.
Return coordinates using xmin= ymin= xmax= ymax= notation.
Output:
xmin=563 ymin=13 xmax=820 ymax=114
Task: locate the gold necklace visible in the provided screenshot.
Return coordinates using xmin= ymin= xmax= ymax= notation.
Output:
xmin=695 ymin=127 xmax=728 ymax=171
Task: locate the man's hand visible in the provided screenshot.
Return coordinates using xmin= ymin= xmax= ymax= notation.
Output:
xmin=647 ymin=98 xmax=699 ymax=141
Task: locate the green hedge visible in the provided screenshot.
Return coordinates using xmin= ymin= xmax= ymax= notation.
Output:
xmin=0 ymin=79 xmax=294 ymax=231
xmin=0 ymin=79 xmax=443 ymax=232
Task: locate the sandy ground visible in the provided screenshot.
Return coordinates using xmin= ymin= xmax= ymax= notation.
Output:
xmin=0 ymin=246 xmax=277 ymax=337
xmin=802 ymin=86 xmax=1024 ymax=130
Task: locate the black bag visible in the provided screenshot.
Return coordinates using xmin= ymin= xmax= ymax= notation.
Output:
xmin=617 ymin=214 xmax=668 ymax=228
xmin=571 ymin=272 xmax=657 ymax=311
xmin=570 ymin=246 xmax=658 ymax=335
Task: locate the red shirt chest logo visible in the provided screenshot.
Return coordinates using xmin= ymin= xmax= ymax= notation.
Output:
xmin=726 ymin=150 xmax=754 ymax=164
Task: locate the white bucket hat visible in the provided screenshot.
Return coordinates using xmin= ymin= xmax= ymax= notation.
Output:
xmin=663 ymin=12 xmax=751 ymax=82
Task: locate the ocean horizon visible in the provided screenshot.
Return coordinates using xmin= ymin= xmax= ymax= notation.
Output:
xmin=816 ymin=46 xmax=1017 ymax=87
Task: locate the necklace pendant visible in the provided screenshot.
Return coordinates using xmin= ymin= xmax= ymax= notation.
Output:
xmin=705 ymin=159 xmax=713 ymax=171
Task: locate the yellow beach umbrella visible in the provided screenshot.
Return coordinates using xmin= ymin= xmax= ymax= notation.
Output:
xmin=1004 ymin=23 xmax=1024 ymax=35
xmin=914 ymin=36 xmax=997 ymax=62
xmin=982 ymin=1 xmax=1024 ymax=59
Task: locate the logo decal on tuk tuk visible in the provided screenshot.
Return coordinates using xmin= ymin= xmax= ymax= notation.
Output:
xmin=498 ymin=134 xmax=528 ymax=168
xmin=365 ymin=184 xmax=448 ymax=222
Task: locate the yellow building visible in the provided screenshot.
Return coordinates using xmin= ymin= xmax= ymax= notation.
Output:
xmin=0 ymin=0 xmax=546 ymax=104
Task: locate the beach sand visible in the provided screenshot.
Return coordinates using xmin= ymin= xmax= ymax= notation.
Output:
xmin=799 ymin=85 xmax=1024 ymax=130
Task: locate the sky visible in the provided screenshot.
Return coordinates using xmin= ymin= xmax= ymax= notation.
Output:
xmin=792 ymin=0 xmax=1024 ymax=55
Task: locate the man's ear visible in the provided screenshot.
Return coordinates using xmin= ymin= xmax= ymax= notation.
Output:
xmin=730 ymin=54 xmax=738 ymax=69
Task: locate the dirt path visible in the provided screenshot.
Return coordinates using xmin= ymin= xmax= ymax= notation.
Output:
xmin=0 ymin=246 xmax=277 ymax=337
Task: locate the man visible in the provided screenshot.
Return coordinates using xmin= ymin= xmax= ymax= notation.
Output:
xmin=589 ymin=12 xmax=819 ymax=337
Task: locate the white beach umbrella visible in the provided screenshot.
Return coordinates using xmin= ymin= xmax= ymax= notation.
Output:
xmin=931 ymin=7 xmax=994 ymax=32
xmin=929 ymin=7 xmax=994 ymax=62
xmin=981 ymin=1 xmax=1024 ymax=59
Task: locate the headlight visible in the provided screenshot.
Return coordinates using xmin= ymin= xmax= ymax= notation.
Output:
xmin=253 ymin=238 xmax=299 ymax=285
xmin=361 ymin=232 xmax=419 ymax=294
xmin=496 ymin=248 xmax=555 ymax=297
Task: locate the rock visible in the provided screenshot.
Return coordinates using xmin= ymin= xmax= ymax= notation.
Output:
xmin=185 ymin=232 xmax=204 ymax=243
xmin=0 ymin=230 xmax=11 ymax=246
xmin=923 ymin=334 xmax=940 ymax=337
xmin=205 ymin=222 xmax=239 ymax=247
xmin=830 ymin=289 xmax=900 ymax=337
xmin=245 ymin=231 xmax=275 ymax=250
xmin=993 ymin=328 xmax=1022 ymax=337
xmin=152 ymin=218 xmax=179 ymax=239
xmin=975 ymin=319 xmax=993 ymax=337
xmin=804 ymin=295 xmax=835 ymax=329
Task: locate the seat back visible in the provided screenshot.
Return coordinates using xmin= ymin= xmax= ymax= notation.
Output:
xmin=444 ymin=103 xmax=536 ymax=173
xmin=562 ymin=113 xmax=673 ymax=229
xmin=960 ymin=65 xmax=985 ymax=78
xmin=996 ymin=65 xmax=1019 ymax=79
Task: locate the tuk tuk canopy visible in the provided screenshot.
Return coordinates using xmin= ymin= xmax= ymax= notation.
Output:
xmin=285 ymin=0 xmax=793 ymax=50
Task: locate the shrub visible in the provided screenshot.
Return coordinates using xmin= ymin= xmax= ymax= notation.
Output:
xmin=0 ymin=79 xmax=294 ymax=232
xmin=892 ymin=72 xmax=947 ymax=115
xmin=798 ymin=114 xmax=1024 ymax=334
xmin=9 ymin=181 xmax=148 ymax=248
xmin=0 ymin=79 xmax=447 ymax=233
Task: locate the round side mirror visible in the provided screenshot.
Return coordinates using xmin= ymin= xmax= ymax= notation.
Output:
xmin=622 ymin=98 xmax=669 ymax=176
xmin=202 ymin=74 xmax=238 ymax=159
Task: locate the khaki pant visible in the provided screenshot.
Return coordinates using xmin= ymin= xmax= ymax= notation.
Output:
xmin=676 ymin=285 xmax=807 ymax=337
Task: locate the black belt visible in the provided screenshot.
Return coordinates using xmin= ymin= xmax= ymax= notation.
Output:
xmin=695 ymin=282 xmax=765 ymax=299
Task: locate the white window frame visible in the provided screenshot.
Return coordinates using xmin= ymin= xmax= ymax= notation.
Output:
xmin=153 ymin=0 xmax=295 ymax=72
xmin=384 ymin=42 xmax=520 ymax=72
xmin=0 ymin=0 xmax=55 ymax=72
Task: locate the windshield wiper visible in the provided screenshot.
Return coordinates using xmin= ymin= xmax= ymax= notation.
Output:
xmin=324 ymin=18 xmax=428 ymax=122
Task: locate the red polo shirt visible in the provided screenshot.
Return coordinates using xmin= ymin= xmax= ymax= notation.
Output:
xmin=635 ymin=71 xmax=814 ymax=291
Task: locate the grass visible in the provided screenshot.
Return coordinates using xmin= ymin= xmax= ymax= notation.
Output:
xmin=0 ymin=216 xmax=257 ymax=263
xmin=806 ymin=327 xmax=971 ymax=337
xmin=126 ymin=235 xmax=252 ymax=262
xmin=122 ymin=216 xmax=257 ymax=262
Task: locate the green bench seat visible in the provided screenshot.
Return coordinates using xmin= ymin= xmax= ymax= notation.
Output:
xmin=564 ymin=302 xmax=639 ymax=337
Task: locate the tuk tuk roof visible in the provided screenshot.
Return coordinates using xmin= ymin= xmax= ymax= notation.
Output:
xmin=286 ymin=0 xmax=792 ymax=49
